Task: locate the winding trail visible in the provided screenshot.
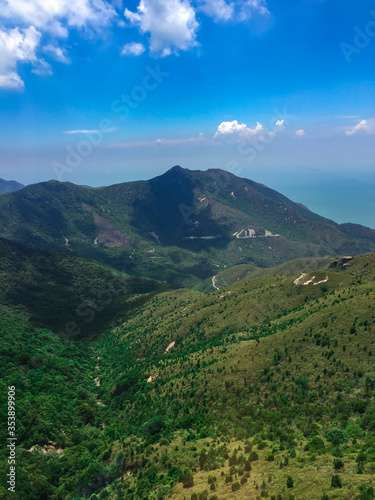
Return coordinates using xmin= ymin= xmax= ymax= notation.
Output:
xmin=212 ymin=275 xmax=220 ymax=291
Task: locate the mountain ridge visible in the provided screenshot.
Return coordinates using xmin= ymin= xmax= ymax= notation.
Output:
xmin=0 ymin=166 xmax=374 ymax=287
xmin=0 ymin=178 xmax=25 ymax=194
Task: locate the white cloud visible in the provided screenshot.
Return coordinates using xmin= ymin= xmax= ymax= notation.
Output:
xmin=0 ymin=26 xmax=41 ymax=88
xmin=32 ymin=59 xmax=53 ymax=76
xmin=214 ymin=120 xmax=261 ymax=138
xmin=124 ymin=0 xmax=199 ymax=56
xmin=198 ymin=0 xmax=234 ymax=22
xmin=0 ymin=0 xmax=116 ymax=36
xmin=238 ymin=0 xmax=269 ymax=20
xmin=295 ymin=129 xmax=306 ymax=137
xmin=214 ymin=119 xmax=283 ymax=140
xmin=0 ymin=0 xmax=116 ymax=88
xmin=156 ymin=132 xmax=205 ymax=145
xmin=103 ymin=132 xmax=206 ymax=148
xmin=43 ymin=44 xmax=70 ymax=63
xmin=346 ymin=119 xmax=375 ymax=136
xmin=121 ymin=42 xmax=145 ymax=56
xmin=0 ymin=71 xmax=24 ymax=89
xmin=198 ymin=0 xmax=269 ymax=22
xmin=64 ymin=129 xmax=100 ymax=134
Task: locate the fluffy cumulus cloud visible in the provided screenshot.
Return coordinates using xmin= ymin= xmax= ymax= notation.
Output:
xmin=0 ymin=0 xmax=116 ymax=89
xmin=346 ymin=119 xmax=375 ymax=136
xmin=0 ymin=0 xmax=116 ymax=36
xmin=121 ymin=42 xmax=145 ymax=56
xmin=0 ymin=0 xmax=271 ymax=88
xmin=295 ymin=129 xmax=306 ymax=137
xmin=0 ymin=26 xmax=41 ymax=88
xmin=124 ymin=0 xmax=199 ymax=56
xmin=214 ymin=119 xmax=283 ymax=141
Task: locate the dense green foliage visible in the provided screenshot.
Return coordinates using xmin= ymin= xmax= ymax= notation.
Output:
xmin=0 ymin=238 xmax=168 ymax=339
xmin=0 ymin=253 xmax=374 ymax=498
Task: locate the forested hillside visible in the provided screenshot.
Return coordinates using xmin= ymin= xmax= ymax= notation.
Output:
xmin=0 ymin=254 xmax=374 ymax=499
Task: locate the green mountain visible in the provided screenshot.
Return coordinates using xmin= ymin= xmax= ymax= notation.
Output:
xmin=0 ymin=252 xmax=374 ymax=499
xmin=0 ymin=167 xmax=374 ymax=287
xmin=0 ymin=179 xmax=24 ymax=195
xmin=0 ymin=237 xmax=168 ymax=339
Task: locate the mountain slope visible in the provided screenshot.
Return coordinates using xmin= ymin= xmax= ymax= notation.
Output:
xmin=0 ymin=238 xmax=168 ymax=339
xmin=0 ymin=167 xmax=374 ymax=287
xmin=0 ymin=178 xmax=24 ymax=194
xmin=0 ymin=253 xmax=374 ymax=499
xmin=196 ymin=255 xmax=337 ymax=292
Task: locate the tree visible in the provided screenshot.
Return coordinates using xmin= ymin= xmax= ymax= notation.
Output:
xmin=333 ymin=458 xmax=344 ymax=470
xmin=232 ymin=482 xmax=241 ymax=492
xmin=331 ymin=475 xmax=342 ymax=488
xmin=182 ymin=469 xmax=194 ymax=488
xmin=287 ymin=476 xmax=294 ymax=488
xmin=306 ymin=436 xmax=325 ymax=451
xmin=325 ymin=429 xmax=347 ymax=446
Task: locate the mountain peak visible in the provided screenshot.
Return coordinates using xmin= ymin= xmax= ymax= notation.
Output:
xmin=167 ymin=165 xmax=187 ymax=174
xmin=0 ymin=178 xmax=25 ymax=195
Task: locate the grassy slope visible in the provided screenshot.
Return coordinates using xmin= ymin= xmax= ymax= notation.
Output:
xmin=91 ymin=254 xmax=375 ymax=499
xmin=196 ymin=256 xmax=337 ymax=292
xmin=0 ymin=254 xmax=374 ymax=499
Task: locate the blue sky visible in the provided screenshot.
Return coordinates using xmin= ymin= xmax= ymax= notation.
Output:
xmin=0 ymin=0 xmax=375 ymax=226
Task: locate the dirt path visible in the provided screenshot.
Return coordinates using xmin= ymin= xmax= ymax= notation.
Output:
xmin=212 ymin=275 xmax=220 ymax=291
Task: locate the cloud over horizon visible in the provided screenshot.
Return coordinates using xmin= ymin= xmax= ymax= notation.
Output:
xmin=346 ymin=119 xmax=375 ymax=136
xmin=214 ymin=119 xmax=284 ymax=142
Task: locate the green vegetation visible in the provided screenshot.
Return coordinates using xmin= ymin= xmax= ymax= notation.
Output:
xmin=0 ymin=252 xmax=374 ymax=498
xmin=0 ymin=238 xmax=168 ymax=339
xmin=1 ymin=167 xmax=374 ymax=288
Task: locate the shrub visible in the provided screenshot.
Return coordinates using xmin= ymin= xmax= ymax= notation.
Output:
xmin=331 ymin=475 xmax=342 ymax=488
xmin=249 ymin=451 xmax=259 ymax=461
xmin=232 ymin=482 xmax=241 ymax=492
xmin=198 ymin=491 xmax=208 ymax=500
xmin=182 ymin=470 xmax=194 ymax=488
xmin=306 ymin=436 xmax=325 ymax=451
xmin=191 ymin=495 xmax=198 ymax=500
xmin=345 ymin=424 xmax=364 ymax=440
xmin=356 ymin=452 xmax=366 ymax=463
xmin=325 ymin=429 xmax=347 ymax=446
xmin=286 ymin=476 xmax=294 ymax=488
xmin=333 ymin=458 xmax=344 ymax=470
xmin=244 ymin=460 xmax=252 ymax=471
